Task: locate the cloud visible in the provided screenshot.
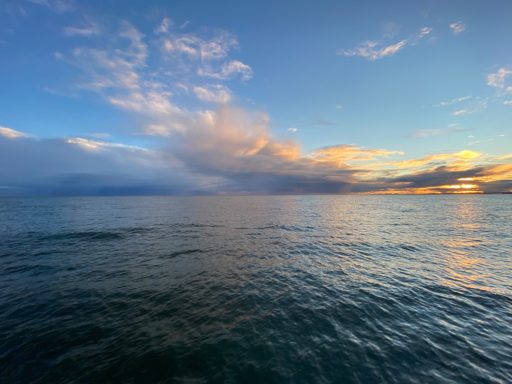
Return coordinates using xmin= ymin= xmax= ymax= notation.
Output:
xmin=3 ymin=119 xmax=511 ymax=195
xmin=388 ymin=150 xmax=481 ymax=170
xmin=0 ymin=134 xmax=214 ymax=196
xmin=288 ymin=127 xmax=298 ymax=133
xmin=418 ymin=27 xmax=432 ymax=37
xmin=154 ymin=17 xmax=173 ymax=35
xmin=0 ymin=126 xmax=28 ymax=139
xmin=56 ymin=18 xmax=253 ymax=142
xmin=63 ymin=20 xmax=100 ymax=37
xmin=438 ymin=95 xmax=471 ymax=106
xmin=339 ymin=26 xmax=431 ymax=61
xmin=162 ymin=31 xmax=238 ymax=60
xmin=449 ymin=22 xmax=466 ymax=35
xmin=12 ymin=16 xmax=510 ymax=195
xmin=193 ymin=84 xmax=231 ymax=103
xmin=340 ymin=40 xmax=406 ymax=61
xmin=453 ymin=109 xmax=469 ymax=116
xmin=28 ymin=0 xmax=74 ymax=14
xmin=198 ymin=60 xmax=253 ymax=80
xmin=63 ymin=21 xmax=147 ymax=93
xmin=487 ymin=67 xmax=512 ymax=93
xmin=65 ymin=137 xmax=148 ymax=152
xmin=307 ymin=145 xmax=401 ymax=166
xmin=452 ymin=99 xmax=488 ymax=116
xmin=144 ymin=124 xmax=173 ymax=137
xmin=503 ymin=100 xmax=512 ymax=106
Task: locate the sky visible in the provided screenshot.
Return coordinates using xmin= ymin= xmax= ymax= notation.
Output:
xmin=0 ymin=0 xmax=511 ymax=195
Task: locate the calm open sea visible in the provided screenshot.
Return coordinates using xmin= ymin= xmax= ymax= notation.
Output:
xmin=0 ymin=196 xmax=511 ymax=383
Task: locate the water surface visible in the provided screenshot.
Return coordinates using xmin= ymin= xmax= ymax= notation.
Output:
xmin=0 ymin=196 xmax=511 ymax=383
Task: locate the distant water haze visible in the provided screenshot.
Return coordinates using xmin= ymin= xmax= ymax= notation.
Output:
xmin=1 ymin=195 xmax=511 ymax=383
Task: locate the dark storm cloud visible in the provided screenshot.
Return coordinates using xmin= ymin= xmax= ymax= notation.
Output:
xmin=0 ymin=136 xmax=211 ymax=196
xmin=386 ymin=166 xmax=486 ymax=188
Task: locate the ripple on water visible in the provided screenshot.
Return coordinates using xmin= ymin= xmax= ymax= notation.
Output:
xmin=0 ymin=195 xmax=511 ymax=383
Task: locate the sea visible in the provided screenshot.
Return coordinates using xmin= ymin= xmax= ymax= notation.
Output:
xmin=0 ymin=195 xmax=511 ymax=383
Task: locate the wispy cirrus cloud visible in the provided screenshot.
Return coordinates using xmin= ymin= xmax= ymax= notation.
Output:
xmin=452 ymin=99 xmax=488 ymax=116
xmin=340 ymin=40 xmax=407 ymax=61
xmin=27 ymin=0 xmax=74 ymax=14
xmin=197 ymin=60 xmax=253 ymax=81
xmin=437 ymin=95 xmax=471 ymax=107
xmin=338 ymin=26 xmax=432 ymax=61
xmin=63 ymin=19 xmax=100 ymax=37
xmin=433 ymin=95 xmax=487 ymax=117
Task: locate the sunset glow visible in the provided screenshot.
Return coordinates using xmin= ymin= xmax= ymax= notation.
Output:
xmin=0 ymin=1 xmax=510 ymax=195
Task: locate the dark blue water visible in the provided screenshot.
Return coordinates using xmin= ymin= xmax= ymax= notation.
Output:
xmin=1 ymin=196 xmax=511 ymax=383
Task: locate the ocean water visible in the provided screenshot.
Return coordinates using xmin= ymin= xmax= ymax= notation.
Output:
xmin=0 ymin=195 xmax=511 ymax=384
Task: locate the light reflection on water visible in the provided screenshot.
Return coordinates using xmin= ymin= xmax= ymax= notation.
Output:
xmin=0 ymin=195 xmax=511 ymax=383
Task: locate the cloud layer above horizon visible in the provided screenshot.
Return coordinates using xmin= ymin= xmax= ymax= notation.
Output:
xmin=0 ymin=1 xmax=511 ymax=195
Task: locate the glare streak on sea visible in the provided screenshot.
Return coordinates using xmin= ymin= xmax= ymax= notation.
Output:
xmin=0 ymin=195 xmax=511 ymax=383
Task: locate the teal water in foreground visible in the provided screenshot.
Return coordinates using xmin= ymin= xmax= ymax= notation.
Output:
xmin=0 ymin=195 xmax=511 ymax=383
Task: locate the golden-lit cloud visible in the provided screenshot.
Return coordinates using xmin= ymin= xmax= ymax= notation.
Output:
xmin=307 ymin=145 xmax=401 ymax=166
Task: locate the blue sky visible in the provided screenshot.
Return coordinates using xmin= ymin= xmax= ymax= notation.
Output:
xmin=1 ymin=0 xmax=511 ymax=195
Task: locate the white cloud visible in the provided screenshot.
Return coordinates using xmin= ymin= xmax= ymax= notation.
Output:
xmin=198 ymin=60 xmax=253 ymax=80
xmin=432 ymin=94 xmax=492 ymax=118
xmin=145 ymin=124 xmax=173 ymax=137
xmin=449 ymin=22 xmax=466 ymax=35
xmin=108 ymin=91 xmax=181 ymax=116
xmin=155 ymin=17 xmax=173 ymax=35
xmin=503 ymin=100 xmax=512 ymax=106
xmin=453 ymin=109 xmax=469 ymax=116
xmin=193 ymin=85 xmax=231 ymax=104
xmin=487 ymin=67 xmax=512 ymax=92
xmin=162 ymin=32 xmax=238 ymax=60
xmin=57 ymin=18 xmax=253 ymax=139
xmin=418 ymin=27 xmax=432 ymax=37
xmin=64 ymin=21 xmax=100 ymax=37
xmin=0 ymin=126 xmax=28 ymax=139
xmin=338 ymin=26 xmax=431 ymax=61
xmin=438 ymin=96 xmax=471 ymax=106
xmin=340 ymin=40 xmax=406 ymax=61
xmin=453 ymin=106 xmax=485 ymax=116
xmin=288 ymin=127 xmax=298 ymax=133
xmin=66 ymin=137 xmax=147 ymax=152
